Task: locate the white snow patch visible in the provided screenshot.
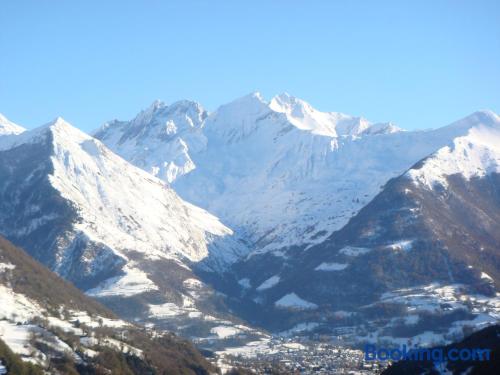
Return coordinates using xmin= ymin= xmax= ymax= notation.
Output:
xmin=386 ymin=240 xmax=414 ymax=252
xmin=275 ymin=293 xmax=318 ymax=310
xmin=238 ymin=278 xmax=251 ymax=289
xmin=280 ymin=322 xmax=320 ymax=336
xmin=481 ymin=272 xmax=493 ymax=282
xmin=338 ymin=246 xmax=371 ymax=257
xmin=47 ymin=316 xmax=84 ymax=336
xmin=210 ymin=326 xmax=241 ymax=339
xmin=256 ymin=275 xmax=280 ymax=291
xmin=0 ymin=262 xmax=15 ymax=273
xmin=148 ymin=303 xmax=185 ymax=318
xmin=69 ymin=311 xmax=128 ymax=329
xmin=315 ymin=262 xmax=348 ymax=271
xmin=86 ymin=266 xmax=158 ymax=297
xmin=0 ymin=284 xmax=40 ymax=322
xmin=0 ymin=321 xmax=35 ymax=356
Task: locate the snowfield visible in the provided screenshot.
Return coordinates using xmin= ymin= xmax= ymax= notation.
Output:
xmin=338 ymin=246 xmax=371 ymax=257
xmin=315 ymin=262 xmax=348 ymax=271
xmin=275 ymin=293 xmax=318 ymax=310
xmin=256 ymin=275 xmax=280 ymax=291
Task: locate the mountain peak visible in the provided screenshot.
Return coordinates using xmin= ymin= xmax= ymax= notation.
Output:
xmin=269 ymin=93 xmax=343 ymax=137
xmin=129 ymin=99 xmax=206 ymax=129
xmin=149 ymin=98 xmax=165 ymax=109
xmin=42 ymin=116 xmax=92 ymax=142
xmin=471 ymin=109 xmax=500 ymax=126
xmin=408 ymin=115 xmax=500 ymax=189
xmin=48 ymin=116 xmax=72 ymax=128
xmin=474 ymin=109 xmax=499 ymax=120
xmin=461 ymin=109 xmax=500 ymax=128
xmin=440 ymin=109 xmax=500 ymax=134
xmin=0 ymin=116 xmax=95 ymax=153
xmin=132 ymin=100 xmax=167 ymax=125
xmin=204 ymin=92 xmax=272 ymax=140
xmin=232 ymin=91 xmax=267 ymax=106
xmin=93 ymin=98 xmax=209 ymax=182
xmin=270 ymin=92 xmax=310 ymax=109
xmin=0 ymin=113 xmax=26 ymax=136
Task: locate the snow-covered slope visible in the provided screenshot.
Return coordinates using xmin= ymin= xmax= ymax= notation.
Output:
xmin=0 ymin=117 xmax=252 ymax=343
xmin=0 ymin=236 xmax=214 ymax=374
xmin=96 ymin=94 xmax=497 ymax=259
xmin=2 ymin=96 xmax=499 ymax=350
xmin=223 ymin=112 xmax=500 ymax=344
xmin=0 ymin=113 xmax=25 ymax=136
xmin=1 ymin=117 xmax=243 ymax=269
xmin=93 ymin=100 xmax=207 ymax=183
xmin=269 ymin=92 xmax=400 ymax=137
xmin=174 ymin=96 xmax=495 ymax=256
xmin=408 ymin=111 xmax=500 ymax=189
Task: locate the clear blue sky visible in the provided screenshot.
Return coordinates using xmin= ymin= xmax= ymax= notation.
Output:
xmin=1 ymin=0 xmax=499 ymax=131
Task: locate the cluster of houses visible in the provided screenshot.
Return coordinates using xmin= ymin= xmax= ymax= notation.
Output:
xmin=220 ymin=339 xmax=386 ymax=374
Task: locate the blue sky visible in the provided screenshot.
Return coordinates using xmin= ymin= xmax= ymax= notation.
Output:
xmin=1 ymin=0 xmax=499 ymax=131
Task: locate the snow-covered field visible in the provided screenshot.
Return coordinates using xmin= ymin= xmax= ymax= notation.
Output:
xmin=275 ymin=293 xmax=318 ymax=310
xmin=315 ymin=262 xmax=348 ymax=271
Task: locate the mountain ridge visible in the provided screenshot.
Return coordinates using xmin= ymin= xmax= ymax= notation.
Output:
xmin=0 ymin=116 xmax=259 ymax=350
xmin=1 ymin=94 xmax=499 ymax=355
xmin=221 ymin=116 xmax=500 ymax=343
xmin=0 ymin=113 xmax=25 ymax=136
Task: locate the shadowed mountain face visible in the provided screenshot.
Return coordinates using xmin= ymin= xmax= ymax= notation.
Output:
xmin=0 ymin=134 xmax=87 ymax=282
xmin=0 ymin=118 xmax=256 ymax=346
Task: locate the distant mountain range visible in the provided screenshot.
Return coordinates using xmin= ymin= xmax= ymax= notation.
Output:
xmin=1 ymin=93 xmax=499 ymax=366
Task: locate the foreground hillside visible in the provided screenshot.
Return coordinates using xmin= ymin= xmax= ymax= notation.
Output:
xmin=383 ymin=324 xmax=500 ymax=375
xmin=0 ymin=235 xmax=214 ymax=374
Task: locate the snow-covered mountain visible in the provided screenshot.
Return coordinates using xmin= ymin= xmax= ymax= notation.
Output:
xmin=93 ymin=100 xmax=207 ymax=183
xmin=0 ymin=117 xmax=244 ymax=272
xmin=0 ymin=117 xmax=254 ymax=344
xmin=269 ymin=92 xmax=401 ymax=137
xmin=2 ymin=94 xmax=499 ymax=351
xmin=96 ymin=95 xmax=500 ymax=346
xmin=96 ymin=93 xmax=493 ymax=259
xmin=0 ymin=113 xmax=25 ymax=136
xmin=407 ymin=113 xmax=500 ymax=188
xmin=223 ymin=111 xmax=500 ymax=345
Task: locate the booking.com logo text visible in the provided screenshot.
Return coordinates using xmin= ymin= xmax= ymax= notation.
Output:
xmin=364 ymin=344 xmax=491 ymax=362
